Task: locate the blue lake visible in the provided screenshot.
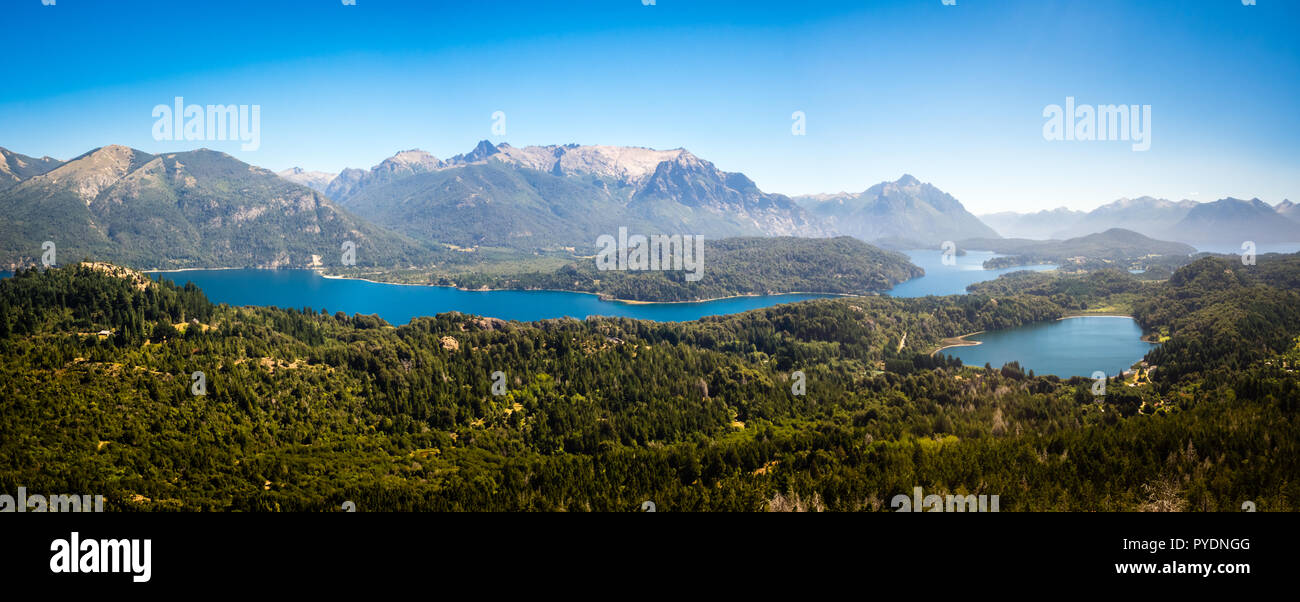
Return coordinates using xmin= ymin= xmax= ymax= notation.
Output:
xmin=144 ymin=269 xmax=841 ymax=324
xmin=942 ymin=316 xmax=1157 ymax=378
xmin=138 ymin=249 xmax=1049 ymax=323
xmin=6 ymin=250 xmax=1054 ymax=324
xmin=886 ymin=249 xmax=1056 ymax=297
xmin=6 ymin=263 xmax=1152 ymax=376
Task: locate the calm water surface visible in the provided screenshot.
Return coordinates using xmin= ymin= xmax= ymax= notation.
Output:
xmin=144 ymin=269 xmax=840 ymax=324
xmin=885 ymin=250 xmax=1056 ymax=297
xmin=6 ymin=262 xmax=1151 ymax=375
xmin=7 ymin=249 xmax=1056 ymax=324
xmin=943 ymin=316 xmax=1156 ymax=377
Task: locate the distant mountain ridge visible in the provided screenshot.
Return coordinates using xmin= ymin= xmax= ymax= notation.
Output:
xmin=983 ymin=196 xmax=1300 ymax=245
xmin=960 ymin=227 xmax=1195 ymax=265
xmin=980 ymin=207 xmax=1086 ymax=240
xmin=1175 ymin=197 xmax=1300 ymax=244
xmin=795 ymin=174 xmax=1000 ymax=245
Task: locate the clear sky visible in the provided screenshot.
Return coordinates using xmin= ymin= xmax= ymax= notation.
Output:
xmin=1 ymin=0 xmax=1296 ymax=214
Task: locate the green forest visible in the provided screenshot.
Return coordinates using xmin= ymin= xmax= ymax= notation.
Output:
xmin=1 ymin=256 xmax=1297 ymax=511
xmin=344 ymin=236 xmax=922 ymax=302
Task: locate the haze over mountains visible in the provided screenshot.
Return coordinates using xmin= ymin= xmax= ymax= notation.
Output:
xmin=982 ymin=196 xmax=1300 ymax=245
xmin=794 ymin=174 xmax=999 ymax=246
xmin=960 ymin=228 xmax=1197 ymax=271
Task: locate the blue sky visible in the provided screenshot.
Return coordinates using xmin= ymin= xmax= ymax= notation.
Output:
xmin=1 ymin=0 xmax=1296 ymax=213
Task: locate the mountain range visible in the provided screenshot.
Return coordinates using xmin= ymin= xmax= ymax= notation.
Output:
xmin=0 ymin=145 xmax=434 ymax=270
xmin=311 ymin=140 xmax=832 ymax=248
xmin=794 ymin=174 xmax=1000 ymax=246
xmin=959 ymin=228 xmax=1197 ymax=270
xmin=280 ymin=144 xmax=1014 ymax=250
xmin=6 ymin=139 xmax=1294 ymax=275
xmin=9 ymin=141 xmax=1008 ymax=272
xmin=982 ymin=196 xmax=1300 ymax=245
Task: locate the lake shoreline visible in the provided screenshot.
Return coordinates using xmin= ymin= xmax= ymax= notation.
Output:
xmin=1059 ymin=313 xmax=1164 ymax=343
xmin=931 ymin=331 xmax=985 ymax=356
xmin=136 ymin=250 xmax=1055 ymax=306
xmin=318 ymin=270 xmax=859 ymax=305
xmin=150 ymin=266 xmax=859 ymax=306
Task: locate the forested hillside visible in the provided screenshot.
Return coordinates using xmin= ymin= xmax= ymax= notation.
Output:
xmin=0 ymin=147 xmax=439 ymax=270
xmin=436 ymin=236 xmax=922 ymax=301
xmin=1 ymin=258 xmax=1298 ymax=511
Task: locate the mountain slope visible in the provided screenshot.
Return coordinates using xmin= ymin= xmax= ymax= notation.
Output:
xmin=342 ymin=161 xmax=642 ymax=248
xmin=797 ymin=174 xmax=999 ymax=244
xmin=990 ymin=196 xmax=1300 ymax=245
xmin=324 ymin=149 xmax=444 ymax=202
xmin=626 ymin=150 xmax=824 ymax=237
xmin=336 ymin=141 xmax=828 ymax=249
xmin=1276 ymin=199 xmax=1299 ymax=222
xmin=1048 ymin=196 xmax=1196 ymax=240
xmin=1171 ymin=198 xmax=1300 ymax=244
xmin=960 ymin=227 xmax=1196 ymax=270
xmin=0 ymin=147 xmax=63 ymax=191
xmin=0 ymin=146 xmax=436 ymax=269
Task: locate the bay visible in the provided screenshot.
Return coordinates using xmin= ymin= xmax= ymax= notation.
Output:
xmin=941 ymin=315 xmax=1157 ymax=378
xmin=885 ymin=249 xmax=1056 ymax=297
